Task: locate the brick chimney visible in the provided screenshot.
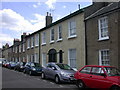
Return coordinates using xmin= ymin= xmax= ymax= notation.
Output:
xmin=14 ymin=38 xmax=20 ymax=45
xmin=5 ymin=43 xmax=9 ymax=48
xmin=46 ymin=12 xmax=52 ymax=26
xmin=21 ymin=32 xmax=27 ymax=41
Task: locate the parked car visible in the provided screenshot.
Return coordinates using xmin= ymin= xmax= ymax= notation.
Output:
xmin=4 ymin=61 xmax=10 ymax=68
xmin=0 ymin=58 xmax=5 ymax=67
xmin=23 ymin=62 xmax=42 ymax=75
xmin=74 ymin=65 xmax=120 ymax=90
xmin=2 ymin=60 xmax=7 ymax=67
xmin=41 ymin=62 xmax=76 ymax=84
xmin=14 ymin=62 xmax=26 ymax=72
xmin=7 ymin=61 xmax=17 ymax=69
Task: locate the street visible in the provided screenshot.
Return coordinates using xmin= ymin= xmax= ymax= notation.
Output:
xmin=2 ymin=67 xmax=78 ymax=89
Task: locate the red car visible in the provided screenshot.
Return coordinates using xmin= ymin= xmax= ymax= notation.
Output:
xmin=74 ymin=65 xmax=120 ymax=90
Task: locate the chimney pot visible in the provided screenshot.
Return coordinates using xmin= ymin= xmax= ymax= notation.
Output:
xmin=78 ymin=4 xmax=80 ymax=10
xmin=46 ymin=12 xmax=52 ymax=26
xmin=49 ymin=13 xmax=51 ymax=16
xmin=47 ymin=12 xmax=49 ymax=16
xmin=23 ymin=32 xmax=26 ymax=35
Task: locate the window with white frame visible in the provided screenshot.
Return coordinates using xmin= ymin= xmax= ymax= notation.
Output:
xmin=99 ymin=49 xmax=110 ymax=66
xmin=19 ymin=57 xmax=21 ymax=62
xmin=31 ymin=37 xmax=34 ymax=48
xmin=13 ymin=47 xmax=14 ymax=52
xmin=19 ymin=45 xmax=21 ymax=52
xmin=42 ymin=32 xmax=46 ymax=45
xmin=50 ymin=29 xmax=54 ymax=42
xmin=58 ymin=25 xmax=62 ymax=40
xmin=31 ymin=54 xmax=34 ymax=62
xmin=34 ymin=53 xmax=39 ymax=63
xmin=16 ymin=57 xmax=18 ymax=62
xmin=27 ymin=39 xmax=30 ymax=49
xmin=98 ymin=17 xmax=109 ymax=40
xmin=12 ymin=57 xmax=15 ymax=61
xmin=68 ymin=20 xmax=76 ymax=38
xmin=68 ymin=49 xmax=77 ymax=68
xmin=23 ymin=57 xmax=25 ymax=62
xmin=27 ymin=55 xmax=29 ymax=62
xmin=15 ymin=46 xmax=17 ymax=53
xmin=23 ymin=43 xmax=25 ymax=52
xmin=35 ymin=34 xmax=39 ymax=46
xmin=42 ymin=53 xmax=46 ymax=67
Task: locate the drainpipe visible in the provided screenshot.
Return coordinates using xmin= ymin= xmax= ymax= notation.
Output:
xmin=84 ymin=19 xmax=88 ymax=65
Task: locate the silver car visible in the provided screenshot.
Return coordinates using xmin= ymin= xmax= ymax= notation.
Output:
xmin=41 ymin=62 xmax=76 ymax=83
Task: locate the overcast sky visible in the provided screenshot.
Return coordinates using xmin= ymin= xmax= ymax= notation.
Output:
xmin=0 ymin=0 xmax=92 ymax=48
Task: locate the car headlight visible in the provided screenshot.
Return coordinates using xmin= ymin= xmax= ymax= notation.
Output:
xmin=61 ymin=72 xmax=70 ymax=77
xmin=32 ymin=68 xmax=36 ymax=71
xmin=20 ymin=66 xmax=23 ymax=68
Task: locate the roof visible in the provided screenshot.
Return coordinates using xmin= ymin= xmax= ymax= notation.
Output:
xmin=26 ymin=8 xmax=84 ymax=38
xmin=84 ymin=65 xmax=114 ymax=68
xmin=85 ymin=2 xmax=120 ymax=20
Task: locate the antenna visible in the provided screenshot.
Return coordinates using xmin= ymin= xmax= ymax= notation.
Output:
xmin=49 ymin=9 xmax=55 ymax=16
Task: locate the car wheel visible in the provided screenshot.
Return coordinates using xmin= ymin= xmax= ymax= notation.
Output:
xmin=76 ymin=80 xmax=85 ymax=88
xmin=55 ymin=75 xmax=60 ymax=84
xmin=14 ymin=68 xmax=16 ymax=71
xmin=23 ymin=69 xmax=26 ymax=74
xmin=29 ymin=71 xmax=32 ymax=76
xmin=41 ymin=72 xmax=45 ymax=79
xmin=110 ymin=86 xmax=120 ymax=90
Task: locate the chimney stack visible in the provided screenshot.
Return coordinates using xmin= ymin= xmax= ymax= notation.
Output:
xmin=46 ymin=12 xmax=52 ymax=26
xmin=21 ymin=32 xmax=27 ymax=41
xmin=78 ymin=4 xmax=80 ymax=10
xmin=14 ymin=38 xmax=20 ymax=45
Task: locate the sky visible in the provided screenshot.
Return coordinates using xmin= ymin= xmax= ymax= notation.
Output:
xmin=0 ymin=0 xmax=92 ymax=48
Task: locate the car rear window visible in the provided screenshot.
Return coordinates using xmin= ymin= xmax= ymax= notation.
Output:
xmin=80 ymin=67 xmax=92 ymax=74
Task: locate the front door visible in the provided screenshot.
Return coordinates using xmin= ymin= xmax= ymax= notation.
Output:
xmin=48 ymin=49 xmax=57 ymax=62
xmin=59 ymin=50 xmax=63 ymax=63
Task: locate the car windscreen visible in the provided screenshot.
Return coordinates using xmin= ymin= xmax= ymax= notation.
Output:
xmin=10 ymin=62 xmax=16 ymax=64
xmin=31 ymin=63 xmax=41 ymax=68
xmin=56 ymin=64 xmax=72 ymax=70
xmin=20 ymin=62 xmax=26 ymax=66
xmin=104 ymin=67 xmax=120 ymax=76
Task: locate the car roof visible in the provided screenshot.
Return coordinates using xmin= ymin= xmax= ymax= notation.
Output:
xmin=47 ymin=62 xmax=67 ymax=65
xmin=84 ymin=65 xmax=114 ymax=68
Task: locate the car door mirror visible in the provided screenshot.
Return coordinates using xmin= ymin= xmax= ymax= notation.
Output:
xmin=52 ymin=67 xmax=56 ymax=70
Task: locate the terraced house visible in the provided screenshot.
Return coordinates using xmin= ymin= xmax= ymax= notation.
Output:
xmin=85 ymin=2 xmax=120 ymax=69
xmin=25 ymin=32 xmax=40 ymax=63
xmin=2 ymin=1 xmax=120 ymax=70
xmin=40 ymin=10 xmax=86 ymax=69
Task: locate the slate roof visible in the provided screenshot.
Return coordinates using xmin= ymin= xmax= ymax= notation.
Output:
xmin=26 ymin=8 xmax=84 ymax=37
xmin=85 ymin=2 xmax=120 ymax=20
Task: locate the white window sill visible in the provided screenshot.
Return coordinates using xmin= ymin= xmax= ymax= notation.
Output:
xmin=35 ymin=45 xmax=39 ymax=47
xmin=27 ymin=47 xmax=30 ymax=50
xmin=31 ymin=46 xmax=34 ymax=47
xmin=57 ymin=39 xmax=63 ymax=42
xmin=68 ymin=35 xmax=77 ymax=39
xmin=35 ymin=45 xmax=39 ymax=48
xmin=41 ymin=43 xmax=46 ymax=46
xmin=31 ymin=46 xmax=34 ymax=49
xmin=50 ymin=41 xmax=55 ymax=44
xmin=98 ymin=37 xmax=109 ymax=41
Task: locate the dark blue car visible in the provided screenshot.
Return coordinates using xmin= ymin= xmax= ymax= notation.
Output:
xmin=14 ymin=62 xmax=26 ymax=72
xmin=23 ymin=62 xmax=42 ymax=75
xmin=7 ymin=61 xmax=17 ymax=69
